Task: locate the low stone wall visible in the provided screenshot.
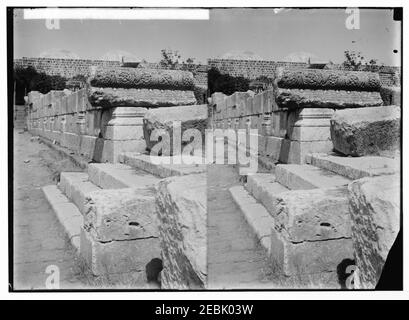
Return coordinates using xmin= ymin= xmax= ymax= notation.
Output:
xmin=210 ymin=68 xmax=385 ymax=164
xmin=208 ymin=58 xmax=400 ymax=87
xmin=27 ymin=89 xmax=104 ymax=159
xmin=27 ymin=67 xmax=198 ymax=162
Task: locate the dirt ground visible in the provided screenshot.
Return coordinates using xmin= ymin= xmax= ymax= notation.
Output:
xmin=12 ymin=130 xmax=88 ymax=290
xmin=207 ymin=164 xmax=276 ymax=289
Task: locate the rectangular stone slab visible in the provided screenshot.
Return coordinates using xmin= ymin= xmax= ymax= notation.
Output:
xmin=275 ymin=164 xmax=351 ymax=190
xmin=156 ymin=173 xmax=207 ymax=289
xmin=89 ymin=87 xmax=197 ymax=108
xmin=83 ymin=188 xmax=157 ymax=242
xmin=330 ymin=105 xmax=401 ymax=157
xmin=275 ymin=88 xmax=383 ymax=109
xmin=269 ymin=186 xmax=352 ymax=243
xmin=306 ymin=153 xmax=400 ymax=180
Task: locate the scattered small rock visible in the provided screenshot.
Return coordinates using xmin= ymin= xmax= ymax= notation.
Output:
xmin=24 ymin=159 xmax=30 ymax=163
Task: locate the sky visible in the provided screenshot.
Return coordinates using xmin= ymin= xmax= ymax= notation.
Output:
xmin=13 ymin=8 xmax=401 ymax=66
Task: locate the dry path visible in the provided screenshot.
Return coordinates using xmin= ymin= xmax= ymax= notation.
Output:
xmin=207 ymin=164 xmax=275 ymax=289
xmin=13 ymin=130 xmax=87 ymax=290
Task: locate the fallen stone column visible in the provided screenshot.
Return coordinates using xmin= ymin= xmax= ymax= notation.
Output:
xmin=276 ymin=68 xmax=381 ymax=92
xmin=268 ymin=68 xmax=385 ymax=164
xmin=90 ymin=67 xmax=195 ymax=90
xmin=330 ymin=105 xmax=400 ymax=157
xmin=348 ymin=174 xmax=400 ymax=289
xmin=155 ymin=173 xmax=207 ymax=289
xmin=88 ymin=87 xmax=196 ymax=108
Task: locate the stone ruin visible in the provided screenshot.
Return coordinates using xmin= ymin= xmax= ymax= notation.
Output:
xmin=29 ymin=66 xmax=207 ymax=288
xmin=28 ymin=67 xmax=197 ymax=162
xmin=211 ymin=68 xmax=400 ymax=288
xmin=27 ymin=65 xmax=400 ymax=289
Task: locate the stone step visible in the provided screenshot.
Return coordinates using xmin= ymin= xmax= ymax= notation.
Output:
xmin=42 ymin=185 xmax=82 ymax=251
xmin=120 ymin=152 xmax=206 ymax=178
xmin=229 ymin=185 xmax=275 ymax=254
xmin=230 ymin=182 xmax=353 ymax=287
xmin=87 ymin=162 xmax=160 ymax=189
xmin=275 ymin=164 xmax=351 ymax=190
xmin=245 ymin=173 xmax=289 ymax=210
xmin=306 ymin=153 xmax=400 ymax=180
xmin=59 ymin=172 xmax=101 ymax=214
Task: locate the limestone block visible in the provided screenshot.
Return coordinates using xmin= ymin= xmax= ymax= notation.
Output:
xmin=265 ymin=136 xmax=284 ymax=162
xmin=330 ymin=106 xmax=400 ymax=156
xmin=66 ymin=92 xmax=78 ymax=113
xmin=279 ymin=139 xmax=333 ymax=164
xmin=79 ymin=135 xmax=97 ymax=158
xmin=60 ymin=132 xmax=81 ymax=152
xmin=380 ymin=86 xmax=401 ymax=106
xmin=80 ymin=226 xmax=160 ymax=279
xmin=276 ymin=68 xmax=381 ymax=91
xmin=89 ymin=87 xmax=196 ymax=108
xmin=83 ymin=188 xmax=157 ymax=242
xmin=252 ymin=93 xmax=263 ymax=114
xmin=262 ymin=89 xmax=275 ymax=113
xmin=348 ymin=174 xmax=400 ymax=289
xmin=77 ymin=89 xmax=88 ymax=112
xmin=93 ymin=139 xmax=146 ymax=163
xmin=104 ymin=125 xmax=144 ymax=141
xmin=60 ymin=96 xmax=68 ymax=115
xmin=156 ymin=173 xmax=207 ymax=289
xmin=143 ymin=104 xmax=208 ymax=153
xmin=245 ymin=96 xmax=253 ymax=116
xmin=275 ymin=88 xmax=383 ymax=109
xmin=90 ymin=67 xmax=195 ymax=90
xmin=269 ymin=187 xmax=354 ymax=276
xmin=210 ymin=92 xmax=226 ymax=108
xmin=306 ymin=153 xmax=400 ymax=180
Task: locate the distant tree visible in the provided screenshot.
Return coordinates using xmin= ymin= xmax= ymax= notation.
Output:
xmin=185 ymin=57 xmax=195 ymax=64
xmin=342 ymin=50 xmax=382 ymax=72
xmin=208 ymin=67 xmax=250 ymax=95
xmin=14 ymin=66 xmax=39 ymax=104
xmin=71 ymin=74 xmax=87 ymax=82
xmin=30 ymin=73 xmax=66 ymax=93
xmin=159 ymin=49 xmax=197 ymax=69
xmin=159 ymin=49 xmax=182 ymax=69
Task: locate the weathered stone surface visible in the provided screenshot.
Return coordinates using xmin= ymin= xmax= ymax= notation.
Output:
xmin=276 ymin=69 xmax=381 ymax=91
xmin=330 ymin=106 xmax=400 ymax=156
xmin=121 ymin=153 xmax=206 ymax=178
xmin=90 ymin=67 xmax=195 ymax=90
xmin=275 ymin=164 xmax=351 ymax=190
xmin=270 ymin=187 xmax=352 ymax=242
xmin=380 ymin=86 xmax=401 ymax=106
xmin=268 ymin=187 xmax=354 ymax=278
xmin=275 ymin=88 xmax=383 ymax=109
xmin=80 ymin=226 xmax=160 ymax=279
xmin=306 ymin=153 xmax=400 ymax=180
xmin=88 ymin=87 xmax=197 ymax=108
xmin=348 ymin=174 xmax=400 ymax=289
xmin=143 ymin=104 xmax=208 ymax=153
xmin=83 ymin=188 xmax=157 ymax=242
xmin=156 ymin=173 xmax=206 ymax=289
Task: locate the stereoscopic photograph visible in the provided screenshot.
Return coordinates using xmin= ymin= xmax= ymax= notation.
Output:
xmin=10 ymin=7 xmax=402 ymax=291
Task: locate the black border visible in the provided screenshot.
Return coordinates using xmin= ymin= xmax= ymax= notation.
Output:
xmin=7 ymin=6 xmax=404 ymax=293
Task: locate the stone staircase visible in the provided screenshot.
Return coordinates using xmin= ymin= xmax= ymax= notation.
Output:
xmin=42 ymin=152 xmax=206 ymax=287
xmin=42 ymin=157 xmax=162 ymax=284
xmin=229 ymin=153 xmax=399 ymax=288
